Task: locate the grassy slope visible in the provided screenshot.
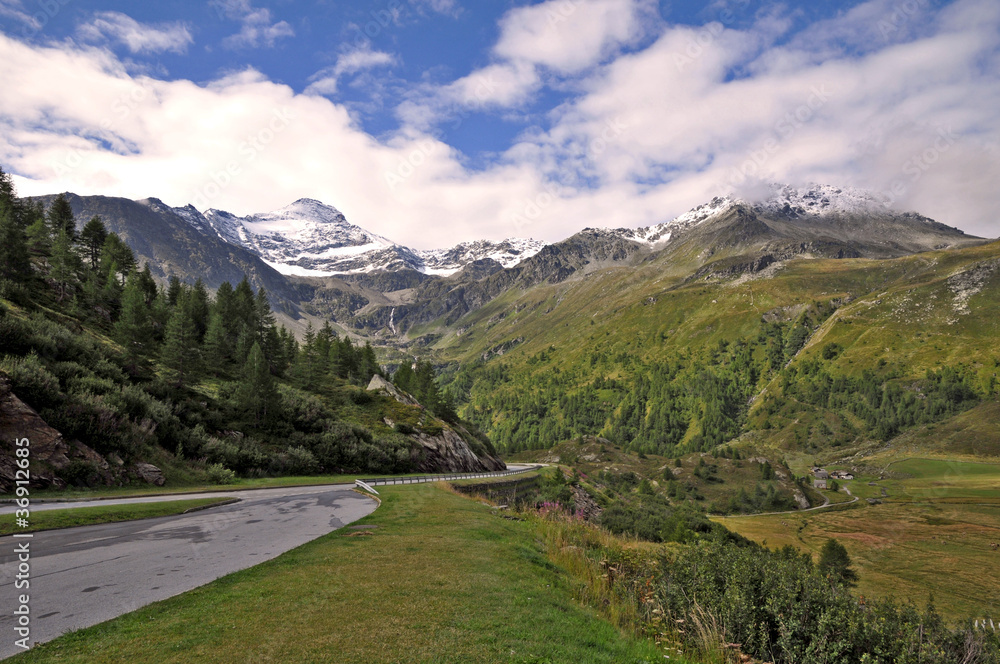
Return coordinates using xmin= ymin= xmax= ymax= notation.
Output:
xmin=429 ymin=239 xmax=1000 ymax=458
xmin=717 ymin=458 xmax=1000 ymax=619
xmin=509 ymin=438 xmax=811 ymax=512
xmin=0 ymin=497 xmax=234 ymax=535
xmin=11 ymin=484 xmax=667 ymax=664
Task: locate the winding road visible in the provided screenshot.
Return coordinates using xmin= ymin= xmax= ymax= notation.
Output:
xmin=0 ymin=467 xmax=535 ymax=660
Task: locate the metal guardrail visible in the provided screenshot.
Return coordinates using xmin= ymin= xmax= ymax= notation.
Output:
xmin=358 ymin=465 xmax=542 ymax=487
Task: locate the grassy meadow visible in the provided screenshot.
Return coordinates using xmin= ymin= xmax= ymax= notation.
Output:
xmin=718 ymin=458 xmax=1000 ymax=619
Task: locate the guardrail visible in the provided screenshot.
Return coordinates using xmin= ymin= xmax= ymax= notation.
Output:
xmin=358 ymin=465 xmax=542 ymax=487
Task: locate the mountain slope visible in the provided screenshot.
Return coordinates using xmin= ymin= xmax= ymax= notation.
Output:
xmin=33 ymin=194 xmax=308 ymax=310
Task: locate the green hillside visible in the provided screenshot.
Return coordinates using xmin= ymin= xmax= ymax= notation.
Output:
xmin=428 ymin=240 xmax=1000 ymax=460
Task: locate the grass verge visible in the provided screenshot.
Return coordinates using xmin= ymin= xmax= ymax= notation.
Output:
xmin=0 ymin=497 xmax=237 ymax=535
xmin=10 ymin=483 xmax=666 ymax=664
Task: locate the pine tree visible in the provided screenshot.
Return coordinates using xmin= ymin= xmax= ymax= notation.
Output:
xmin=115 ymin=274 xmax=153 ymax=369
xmin=203 ymin=310 xmax=231 ymax=375
xmin=100 ymin=233 xmax=135 ymax=285
xmin=161 ymin=292 xmax=202 ymax=385
xmin=0 ymin=203 xmax=30 ymax=284
xmin=190 ymin=278 xmax=210 ymax=340
xmin=25 ymin=216 xmax=51 ymax=257
xmin=236 ymin=342 xmax=280 ymax=427
xmin=166 ymin=276 xmax=182 ymax=306
xmin=49 ymin=230 xmax=79 ymax=301
xmin=79 ymin=216 xmax=108 ymax=270
xmin=296 ymin=321 xmax=319 ymax=389
xmin=47 ymin=193 xmax=76 ymax=240
xmin=394 ymin=359 xmax=415 ymax=392
xmin=136 ymin=264 xmax=158 ymax=304
xmin=817 ymin=538 xmax=858 ymax=587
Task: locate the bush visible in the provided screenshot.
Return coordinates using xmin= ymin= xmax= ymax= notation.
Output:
xmin=205 ymin=463 xmax=236 ymax=485
xmin=0 ymin=315 xmax=33 ymax=356
xmin=1 ymin=352 xmax=62 ymax=409
xmin=281 ymin=446 xmax=321 ymax=475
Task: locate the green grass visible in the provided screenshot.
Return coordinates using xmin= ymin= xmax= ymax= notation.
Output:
xmin=0 ymin=497 xmax=235 ymax=535
xmin=717 ymin=501 xmax=1000 ymax=620
xmin=10 ymin=484 xmax=668 ymax=664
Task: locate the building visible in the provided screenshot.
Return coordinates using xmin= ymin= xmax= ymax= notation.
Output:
xmin=814 ymin=478 xmax=828 ymax=490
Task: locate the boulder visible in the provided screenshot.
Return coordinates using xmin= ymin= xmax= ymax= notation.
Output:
xmin=132 ymin=462 xmax=166 ymax=486
xmin=0 ymin=374 xmax=112 ymax=490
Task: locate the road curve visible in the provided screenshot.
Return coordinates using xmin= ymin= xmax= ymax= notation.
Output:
xmin=0 ymin=484 xmax=376 ymax=659
xmin=0 ymin=465 xmax=539 ymax=659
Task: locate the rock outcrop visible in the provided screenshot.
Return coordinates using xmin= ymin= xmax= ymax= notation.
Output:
xmin=132 ymin=462 xmax=166 ymax=486
xmin=0 ymin=375 xmax=112 ymax=491
xmin=367 ymin=375 xmax=505 ymax=473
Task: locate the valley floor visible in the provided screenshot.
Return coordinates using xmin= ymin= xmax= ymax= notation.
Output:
xmin=718 ymin=457 xmax=1000 ymax=619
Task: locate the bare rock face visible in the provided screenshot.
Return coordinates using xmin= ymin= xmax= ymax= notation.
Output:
xmin=367 ymin=374 xmax=505 ymax=473
xmin=410 ymin=425 xmax=506 ymax=473
xmin=367 ymin=374 xmax=421 ymax=406
xmin=132 ymin=462 xmax=166 ymax=486
xmin=0 ymin=375 xmax=112 ymax=491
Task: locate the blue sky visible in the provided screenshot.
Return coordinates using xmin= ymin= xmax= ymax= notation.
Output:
xmin=0 ymin=0 xmax=997 ymax=247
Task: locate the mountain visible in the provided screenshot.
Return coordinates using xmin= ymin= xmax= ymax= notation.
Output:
xmin=310 ymin=182 xmax=982 ymax=338
xmin=180 ymin=198 xmax=546 ymax=277
xmin=31 ymin=194 xmax=309 ymax=310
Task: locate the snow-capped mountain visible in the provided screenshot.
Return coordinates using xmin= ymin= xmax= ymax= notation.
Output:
xmin=174 ymin=198 xmax=545 ymax=277
xmin=589 ymin=182 xmax=951 ymax=249
xmin=416 ymin=238 xmax=548 ymax=275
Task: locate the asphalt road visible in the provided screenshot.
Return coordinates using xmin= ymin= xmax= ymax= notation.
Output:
xmin=0 ymin=485 xmax=377 ymax=659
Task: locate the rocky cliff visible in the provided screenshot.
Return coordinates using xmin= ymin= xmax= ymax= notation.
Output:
xmin=367 ymin=375 xmax=505 ymax=473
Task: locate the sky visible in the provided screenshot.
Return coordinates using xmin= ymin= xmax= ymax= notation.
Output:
xmin=0 ymin=0 xmax=997 ymax=249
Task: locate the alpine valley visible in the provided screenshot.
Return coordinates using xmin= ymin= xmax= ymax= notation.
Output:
xmin=4 ymin=171 xmax=1000 ymax=626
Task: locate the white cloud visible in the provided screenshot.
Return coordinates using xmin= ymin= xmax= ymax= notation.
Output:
xmin=211 ymin=0 xmax=294 ymax=49
xmin=77 ymin=11 xmax=193 ymax=54
xmin=412 ymin=0 xmax=461 ymax=18
xmin=401 ymin=0 xmax=656 ymax=123
xmin=495 ymin=0 xmax=654 ymax=73
xmin=0 ymin=0 xmax=40 ymax=30
xmin=305 ymin=48 xmax=396 ymax=97
xmin=1 ymin=0 xmax=998 ymax=249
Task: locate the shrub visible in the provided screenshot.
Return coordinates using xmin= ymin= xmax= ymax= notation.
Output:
xmin=281 ymin=446 xmax=321 ymax=475
xmin=205 ymin=463 xmax=236 ymax=485
xmin=1 ymin=352 xmax=62 ymax=409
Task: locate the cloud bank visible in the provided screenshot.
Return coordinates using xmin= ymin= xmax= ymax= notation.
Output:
xmin=2 ymin=0 xmax=998 ymax=248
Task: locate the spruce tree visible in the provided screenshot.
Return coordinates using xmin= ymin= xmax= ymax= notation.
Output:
xmin=79 ymin=216 xmax=108 ymax=270
xmin=25 ymin=216 xmax=51 ymax=257
xmin=47 ymin=193 xmax=76 ymax=240
xmin=236 ymin=342 xmax=280 ymax=427
xmin=0 ymin=204 xmax=30 ymax=284
xmin=115 ymin=274 xmax=153 ymax=369
xmin=817 ymin=538 xmax=858 ymax=587
xmin=49 ymin=230 xmax=79 ymax=301
xmin=203 ymin=310 xmax=231 ymax=375
xmin=100 ymin=233 xmax=135 ymax=285
xmin=161 ymin=292 xmax=202 ymax=385
xmin=189 ymin=279 xmax=210 ymax=340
